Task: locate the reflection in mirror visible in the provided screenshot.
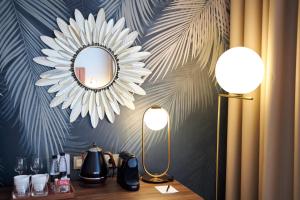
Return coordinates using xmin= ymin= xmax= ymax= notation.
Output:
xmin=74 ymin=47 xmax=116 ymax=89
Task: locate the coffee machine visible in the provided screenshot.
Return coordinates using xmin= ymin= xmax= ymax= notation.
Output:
xmin=117 ymin=152 xmax=139 ymax=191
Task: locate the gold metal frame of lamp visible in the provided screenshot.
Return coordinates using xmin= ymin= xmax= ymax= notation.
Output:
xmin=215 ymin=93 xmax=253 ymax=200
xmin=141 ymin=105 xmax=173 ymax=183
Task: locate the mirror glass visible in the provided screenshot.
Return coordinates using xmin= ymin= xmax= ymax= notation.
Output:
xmin=74 ymin=47 xmax=117 ymax=89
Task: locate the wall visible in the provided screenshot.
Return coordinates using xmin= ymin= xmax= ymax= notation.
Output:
xmin=0 ymin=0 xmax=229 ymax=199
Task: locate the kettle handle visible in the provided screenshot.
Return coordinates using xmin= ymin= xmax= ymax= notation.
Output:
xmin=104 ymin=152 xmax=116 ymax=177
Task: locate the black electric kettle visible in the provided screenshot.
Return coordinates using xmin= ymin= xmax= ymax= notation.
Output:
xmin=80 ymin=143 xmax=116 ymax=184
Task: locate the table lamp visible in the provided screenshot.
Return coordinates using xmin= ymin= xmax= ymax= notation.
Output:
xmin=141 ymin=105 xmax=173 ymax=183
xmin=214 ymin=47 xmax=264 ymax=200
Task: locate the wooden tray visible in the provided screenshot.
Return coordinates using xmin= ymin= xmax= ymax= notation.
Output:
xmin=12 ymin=183 xmax=75 ymax=200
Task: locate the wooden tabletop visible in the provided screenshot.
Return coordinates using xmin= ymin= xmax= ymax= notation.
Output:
xmin=0 ymin=178 xmax=204 ymax=200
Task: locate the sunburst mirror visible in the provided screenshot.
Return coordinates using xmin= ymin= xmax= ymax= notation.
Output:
xmin=33 ymin=9 xmax=151 ymax=128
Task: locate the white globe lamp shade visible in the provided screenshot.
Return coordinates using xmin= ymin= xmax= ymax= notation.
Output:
xmin=215 ymin=47 xmax=264 ymax=94
xmin=144 ymin=106 xmax=169 ymax=131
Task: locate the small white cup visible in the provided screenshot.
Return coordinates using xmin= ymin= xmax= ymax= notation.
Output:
xmin=14 ymin=175 xmax=30 ymax=195
xmin=31 ymin=174 xmax=49 ymax=192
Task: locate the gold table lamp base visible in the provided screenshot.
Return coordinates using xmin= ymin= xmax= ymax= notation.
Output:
xmin=141 ymin=174 xmax=174 ymax=183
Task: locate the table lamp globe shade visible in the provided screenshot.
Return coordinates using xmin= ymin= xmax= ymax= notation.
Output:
xmin=215 ymin=47 xmax=264 ymax=94
xmin=144 ymin=106 xmax=169 ymax=131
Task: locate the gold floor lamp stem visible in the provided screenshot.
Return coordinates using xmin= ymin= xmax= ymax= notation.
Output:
xmin=216 ymin=94 xmax=253 ymax=200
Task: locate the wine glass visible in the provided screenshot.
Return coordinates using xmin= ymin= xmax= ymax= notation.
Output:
xmin=30 ymin=156 xmax=43 ymax=174
xmin=14 ymin=157 xmax=27 ymax=175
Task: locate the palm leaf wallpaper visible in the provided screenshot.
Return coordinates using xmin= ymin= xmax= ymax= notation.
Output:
xmin=0 ymin=0 xmax=229 ymax=199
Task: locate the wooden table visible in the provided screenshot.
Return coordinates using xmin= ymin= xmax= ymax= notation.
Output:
xmin=0 ymin=178 xmax=204 ymax=200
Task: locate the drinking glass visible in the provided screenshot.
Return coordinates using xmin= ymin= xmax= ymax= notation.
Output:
xmin=31 ymin=156 xmax=43 ymax=174
xmin=14 ymin=157 xmax=27 ymax=175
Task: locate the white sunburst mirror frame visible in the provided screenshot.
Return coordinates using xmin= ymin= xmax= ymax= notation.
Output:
xmin=33 ymin=8 xmax=151 ymax=128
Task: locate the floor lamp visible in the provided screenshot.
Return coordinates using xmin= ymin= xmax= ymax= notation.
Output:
xmin=214 ymin=47 xmax=264 ymax=200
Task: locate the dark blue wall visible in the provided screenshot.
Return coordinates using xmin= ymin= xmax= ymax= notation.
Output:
xmin=0 ymin=0 xmax=229 ymax=199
